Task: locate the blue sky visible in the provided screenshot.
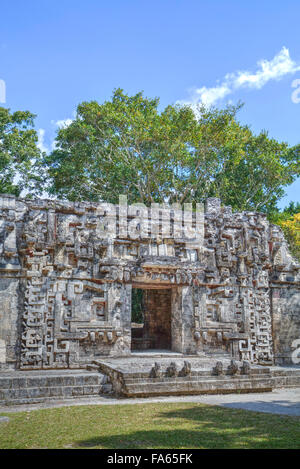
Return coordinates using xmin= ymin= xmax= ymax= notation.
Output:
xmin=0 ymin=0 xmax=299 ymax=208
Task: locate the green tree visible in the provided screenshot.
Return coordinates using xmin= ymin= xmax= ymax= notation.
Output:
xmin=269 ymin=202 xmax=300 ymax=261
xmin=0 ymin=107 xmax=42 ymax=196
xmin=270 ymin=201 xmax=300 ymax=223
xmin=131 ymin=289 xmax=144 ymax=324
xmin=44 ymin=89 xmax=300 ymax=213
xmin=276 ymin=211 xmax=300 ymax=261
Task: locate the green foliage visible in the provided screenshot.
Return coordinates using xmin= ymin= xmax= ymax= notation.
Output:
xmin=44 ymin=89 xmax=299 ymax=214
xmin=131 ymin=288 xmax=144 ymax=324
xmin=0 ymin=107 xmax=42 ymax=196
xmin=269 ymin=201 xmax=300 ymax=224
xmin=268 ymin=202 xmax=300 ymax=261
xmin=277 ymin=211 xmax=300 ymax=261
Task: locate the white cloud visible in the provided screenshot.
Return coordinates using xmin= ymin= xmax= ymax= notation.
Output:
xmin=180 ymin=47 xmax=300 ymax=107
xmin=0 ymin=79 xmax=6 ymax=103
xmin=189 ymin=84 xmax=231 ymax=107
xmin=42 ymin=117 xmax=74 ymax=151
xmin=36 ymin=116 xmax=73 ymax=155
xmin=55 ymin=118 xmax=73 ymax=128
xmin=37 ymin=129 xmax=49 ymax=154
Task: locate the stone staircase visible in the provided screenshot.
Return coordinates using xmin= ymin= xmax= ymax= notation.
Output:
xmin=92 ymin=357 xmax=279 ymax=397
xmin=0 ymin=369 xmax=112 ymax=406
xmin=271 ymin=367 xmax=300 ymax=388
xmin=1 ymin=361 xmax=299 ymax=406
xmin=115 ymin=369 xmax=274 ymax=397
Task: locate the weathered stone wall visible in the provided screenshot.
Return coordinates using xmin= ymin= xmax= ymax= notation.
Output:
xmin=0 ymin=194 xmax=299 ymax=369
xmin=272 ymin=286 xmax=300 ymax=364
xmin=269 ymin=230 xmax=300 ymax=364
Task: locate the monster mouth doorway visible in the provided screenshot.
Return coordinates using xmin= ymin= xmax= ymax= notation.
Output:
xmin=131 ymin=287 xmax=172 ymax=351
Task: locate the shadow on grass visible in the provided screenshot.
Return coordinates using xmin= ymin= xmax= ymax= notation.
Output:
xmin=76 ymin=404 xmax=300 ymax=449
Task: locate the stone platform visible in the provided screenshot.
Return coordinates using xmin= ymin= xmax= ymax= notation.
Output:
xmin=0 ymin=369 xmax=111 ymax=406
xmin=91 ymin=356 xmax=297 ymax=397
xmin=1 ymin=358 xmax=299 ymax=405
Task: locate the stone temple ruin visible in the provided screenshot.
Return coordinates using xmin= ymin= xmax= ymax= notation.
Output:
xmin=0 ymin=194 xmax=299 ymax=404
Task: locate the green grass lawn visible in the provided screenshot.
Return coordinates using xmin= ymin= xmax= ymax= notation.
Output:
xmin=0 ymin=402 xmax=299 ymax=449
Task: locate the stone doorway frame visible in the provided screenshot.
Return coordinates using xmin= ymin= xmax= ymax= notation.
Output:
xmin=130 ymin=283 xmax=196 ymax=355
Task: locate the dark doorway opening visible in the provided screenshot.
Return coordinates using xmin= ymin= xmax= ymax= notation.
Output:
xmin=131 ymin=288 xmax=146 ymax=350
xmin=131 ymin=288 xmax=172 ymax=351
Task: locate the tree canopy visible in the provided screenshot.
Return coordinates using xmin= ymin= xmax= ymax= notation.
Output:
xmin=270 ymin=201 xmax=300 ymax=261
xmin=0 ymin=107 xmax=42 ymax=196
xmin=276 ymin=211 xmax=300 ymax=261
xmin=44 ymin=88 xmax=300 ymax=214
xmin=0 ymin=90 xmax=299 ymax=217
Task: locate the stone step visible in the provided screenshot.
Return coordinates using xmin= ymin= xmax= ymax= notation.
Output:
xmin=271 ymin=370 xmax=300 ymax=377
xmin=92 ymin=357 xmax=300 ymax=398
xmin=120 ymin=372 xmax=300 ymax=397
xmin=116 ymin=367 xmax=271 ymax=380
xmin=122 ymin=376 xmax=274 ymax=397
xmin=0 ymin=371 xmax=107 ymax=406
xmin=123 ymin=373 xmax=272 ymax=384
xmin=86 ymin=364 xmax=101 ymax=371
xmin=273 ymin=376 xmax=300 ymax=387
xmin=121 ymin=371 xmax=300 ymax=392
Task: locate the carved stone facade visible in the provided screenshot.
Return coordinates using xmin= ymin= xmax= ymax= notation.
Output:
xmin=0 ymin=194 xmax=299 ymax=370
